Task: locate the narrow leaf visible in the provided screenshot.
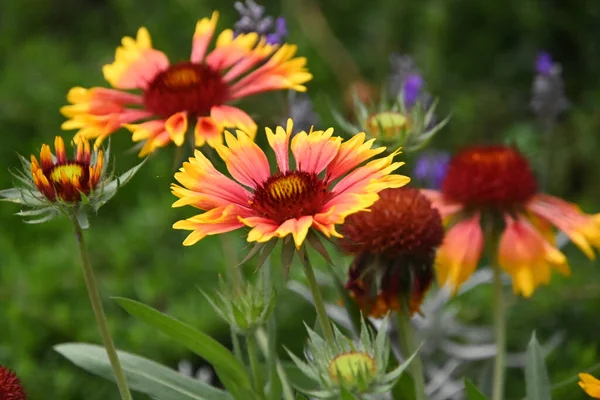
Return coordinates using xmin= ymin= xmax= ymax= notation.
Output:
xmin=464 ymin=378 xmax=488 ymax=400
xmin=525 ymin=332 xmax=552 ymax=400
xmin=114 ymin=298 xmax=253 ymax=396
xmin=55 ymin=343 xmax=231 ymax=400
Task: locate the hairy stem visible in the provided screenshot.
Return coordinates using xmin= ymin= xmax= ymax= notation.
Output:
xmin=71 ymin=214 xmax=132 ymax=400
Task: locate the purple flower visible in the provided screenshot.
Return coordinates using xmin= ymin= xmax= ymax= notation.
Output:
xmin=234 ymin=1 xmax=287 ymax=45
xmin=265 ymin=17 xmax=288 ymax=45
xmin=535 ymin=52 xmax=553 ymax=75
xmin=413 ymin=150 xmax=451 ymax=189
xmin=403 ymin=74 xmax=424 ymax=108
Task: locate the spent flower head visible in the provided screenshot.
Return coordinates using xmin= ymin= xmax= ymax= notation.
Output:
xmin=424 ymin=145 xmax=600 ymax=296
xmin=287 ymin=318 xmax=416 ymax=398
xmin=0 ymin=137 xmax=144 ymax=227
xmin=340 ymin=187 xmax=444 ymax=317
xmin=0 ymin=365 xmax=26 ymax=400
xmin=203 ymin=276 xmax=275 ymax=334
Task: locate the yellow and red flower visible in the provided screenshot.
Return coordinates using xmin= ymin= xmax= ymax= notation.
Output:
xmin=579 ymin=373 xmax=600 ymax=398
xmin=1 ymin=136 xmax=144 ymax=224
xmin=423 ymin=145 xmax=600 ymax=297
xmin=171 ymin=119 xmax=410 ymax=248
xmin=31 ymin=136 xmax=102 ymax=202
xmin=61 ymin=11 xmax=312 ymax=156
xmin=0 ymin=365 xmax=26 ymax=400
xmin=340 ymin=187 xmax=444 ymax=317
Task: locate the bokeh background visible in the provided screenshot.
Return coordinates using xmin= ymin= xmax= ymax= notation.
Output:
xmin=1 ymin=0 xmax=600 ymax=399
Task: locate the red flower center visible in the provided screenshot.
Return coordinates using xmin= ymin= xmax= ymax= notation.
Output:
xmin=441 ymin=145 xmax=537 ymax=210
xmin=44 ymin=162 xmax=92 ymax=202
xmin=250 ymin=171 xmax=330 ymax=224
xmin=143 ymin=62 xmax=229 ymax=118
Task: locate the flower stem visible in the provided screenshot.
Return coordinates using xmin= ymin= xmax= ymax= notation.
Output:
xmin=246 ymin=333 xmax=265 ymax=398
xmin=396 ymin=311 xmax=427 ymax=400
xmin=491 ymin=261 xmax=506 ymax=400
xmin=71 ymin=215 xmax=132 ymax=400
xmin=300 ymin=252 xmax=335 ymax=346
xmin=256 ymin=328 xmax=295 ymax=400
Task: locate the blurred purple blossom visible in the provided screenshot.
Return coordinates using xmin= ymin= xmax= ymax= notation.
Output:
xmin=234 ymin=0 xmax=287 ymax=45
xmin=413 ymin=150 xmax=451 ymax=189
xmin=266 ymin=17 xmax=287 ymax=45
xmin=531 ymin=51 xmax=568 ymax=124
xmin=535 ymin=52 xmax=553 ymax=76
xmin=388 ymin=53 xmax=432 ymax=110
xmin=403 ymin=73 xmax=424 ymax=108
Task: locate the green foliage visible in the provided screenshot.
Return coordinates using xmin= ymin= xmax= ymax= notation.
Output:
xmin=55 ymin=343 xmax=232 ymax=400
xmin=1 ymin=1 xmax=599 ymax=400
xmin=525 ymin=332 xmax=552 ymax=400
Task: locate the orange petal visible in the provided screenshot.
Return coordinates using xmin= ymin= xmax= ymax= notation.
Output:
xmin=215 ymin=130 xmax=270 ymax=189
xmin=102 ymin=27 xmax=169 ymax=90
xmin=420 ymin=189 xmax=464 ymax=219
xmin=266 ymin=119 xmax=293 ymax=173
xmin=190 ymin=12 xmax=219 ymax=63
xmin=210 ymin=105 xmax=257 ymax=139
xmin=314 ymin=192 xmax=380 ymax=238
xmin=205 ymin=29 xmax=259 ymax=71
xmin=223 ymin=39 xmax=274 ymax=83
xmin=54 ymin=137 xmax=67 ymax=164
xmin=579 ymin=373 xmax=600 ymax=398
xmin=39 ymin=144 xmax=54 ymax=170
xmin=228 ymin=44 xmax=312 ymax=99
xmin=435 ymin=213 xmax=484 ymax=294
xmin=527 ymin=194 xmax=600 ymax=259
xmin=241 ymin=215 xmax=314 ymax=248
xmin=195 ymin=116 xmax=223 ymax=148
xmin=290 ymin=127 xmax=341 ymax=174
xmin=165 ymin=112 xmax=188 ymax=147
xmin=498 ymin=214 xmax=569 ymax=297
xmin=172 ymin=149 xmax=250 ymax=209
xmin=173 ymin=205 xmax=246 ymax=246
xmin=325 ymin=132 xmax=385 ymax=182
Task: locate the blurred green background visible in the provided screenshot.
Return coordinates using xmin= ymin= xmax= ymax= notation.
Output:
xmin=1 ymin=0 xmax=599 ymax=399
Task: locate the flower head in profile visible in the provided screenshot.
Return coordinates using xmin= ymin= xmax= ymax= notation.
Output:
xmin=61 ymin=11 xmax=312 ymax=157
xmin=0 ymin=137 xmax=143 ymax=226
xmin=288 ymin=318 xmax=414 ymax=398
xmin=0 ymin=365 xmax=26 ymax=400
xmin=423 ymin=145 xmax=600 ymax=297
xmin=579 ymin=373 xmax=600 ymax=398
xmin=171 ymin=119 xmax=410 ymax=250
xmin=340 ymin=187 xmax=444 ymax=317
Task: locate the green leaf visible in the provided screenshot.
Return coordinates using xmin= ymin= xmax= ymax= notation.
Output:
xmin=55 ymin=343 xmax=231 ymax=400
xmin=114 ymin=297 xmax=254 ymax=398
xmin=464 ymin=378 xmax=488 ymax=400
xmin=525 ymin=332 xmax=552 ymax=400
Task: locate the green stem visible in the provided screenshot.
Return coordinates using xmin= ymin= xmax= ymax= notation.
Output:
xmin=246 ymin=333 xmax=265 ymax=398
xmin=71 ymin=214 xmax=132 ymax=400
xmin=300 ymin=252 xmax=335 ymax=346
xmin=396 ymin=311 xmax=427 ymax=400
xmin=492 ymin=261 xmax=506 ymax=400
xmin=256 ymin=328 xmax=295 ymax=400
xmin=231 ymin=330 xmax=243 ymax=366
